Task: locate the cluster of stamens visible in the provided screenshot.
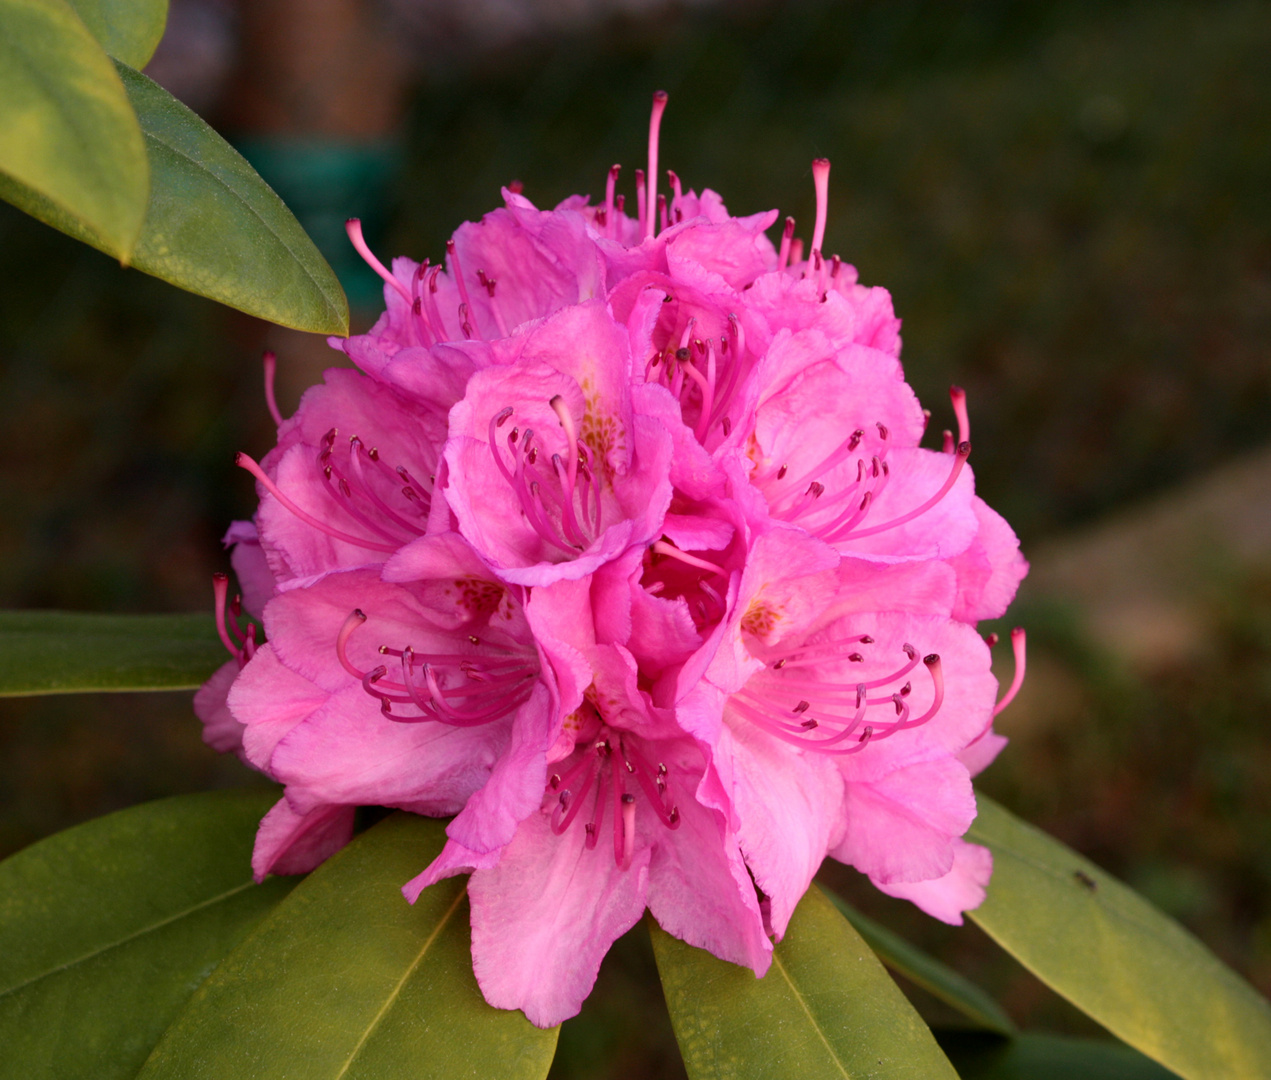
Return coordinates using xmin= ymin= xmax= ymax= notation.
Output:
xmin=489 ymin=397 xmax=603 ymax=555
xmin=733 ymin=636 xmax=944 ymax=755
xmin=547 ymin=719 xmax=681 ymax=871
xmin=335 ymin=609 xmax=538 ymax=726
xmin=645 ymin=312 xmax=749 ymax=444
xmin=764 ymin=419 xmax=972 ymax=545
xmin=235 ymin=427 xmax=431 ymax=555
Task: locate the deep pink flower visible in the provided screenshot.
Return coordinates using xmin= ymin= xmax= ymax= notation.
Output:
xmin=197 ymin=90 xmax=1029 ymax=1027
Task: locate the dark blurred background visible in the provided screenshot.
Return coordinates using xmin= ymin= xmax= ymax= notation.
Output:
xmin=2 ymin=0 xmax=1269 ymax=1074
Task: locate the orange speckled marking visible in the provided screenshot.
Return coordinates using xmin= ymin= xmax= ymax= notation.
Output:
xmin=741 ymin=598 xmax=778 ymax=638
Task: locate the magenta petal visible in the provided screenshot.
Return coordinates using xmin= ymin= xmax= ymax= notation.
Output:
xmin=251 ymin=797 xmax=356 ymax=882
xmin=645 ymin=757 xmax=771 ymax=973
xmin=444 ymin=682 xmax=554 ymax=854
xmin=873 ymin=838 xmax=993 ymax=925
xmin=268 ymin=683 xmax=506 ymax=815
xmin=403 ymin=836 xmax=502 ymax=902
xmin=224 ymin=520 xmax=275 ymax=618
xmin=830 ymin=756 xmax=976 ymax=884
xmin=194 ymin=659 xmax=247 ymax=758
xmin=468 ymin=809 xmax=652 ymax=1028
xmin=957 ymin=727 xmax=1009 ymax=777
xmin=721 ymin=721 xmax=845 ymax=939
xmin=949 ymin=497 xmax=1030 ymax=623
xmin=227 ymin=643 xmax=328 ymax=771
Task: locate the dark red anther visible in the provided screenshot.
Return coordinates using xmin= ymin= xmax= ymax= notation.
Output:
xmin=508 ymin=180 xmax=524 ymax=194
xmin=848 ymin=652 xmax=863 ymax=663
xmin=793 ymin=700 xmax=810 ymax=714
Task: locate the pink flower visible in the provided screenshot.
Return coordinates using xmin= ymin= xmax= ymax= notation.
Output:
xmin=197 ymin=90 xmax=1029 ymax=1027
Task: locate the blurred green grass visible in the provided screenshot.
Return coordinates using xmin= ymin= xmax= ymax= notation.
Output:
xmin=1 ymin=1 xmax=1269 ymax=1072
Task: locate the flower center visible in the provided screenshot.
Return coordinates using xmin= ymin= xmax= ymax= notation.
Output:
xmin=335 ymin=609 xmax=539 ymax=727
xmin=645 ymin=312 xmax=749 ymax=444
xmin=488 ymin=400 xmax=603 ymax=555
xmin=732 ymin=636 xmax=945 ymax=755
xmin=546 ymin=721 xmax=681 ymax=870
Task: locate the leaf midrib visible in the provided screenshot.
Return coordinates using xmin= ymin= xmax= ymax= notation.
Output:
xmin=331 ymin=883 xmax=468 ymax=1080
xmin=0 ymin=878 xmax=256 ymax=1001
xmin=769 ymin=949 xmax=851 ymax=1079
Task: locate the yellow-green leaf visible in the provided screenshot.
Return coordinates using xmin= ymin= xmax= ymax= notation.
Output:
xmin=650 ymin=884 xmax=960 ymax=1079
xmin=67 ymin=0 xmax=168 ymax=68
xmin=968 ymin=795 xmax=1271 ymax=1080
xmin=0 ymin=0 xmax=148 ymax=260
xmin=0 ymin=610 xmax=224 ymax=696
xmin=937 ymin=1031 xmax=1181 ymax=1080
xmin=137 ymin=813 xmax=558 ymax=1080
xmin=0 ymin=790 xmax=294 ymax=1080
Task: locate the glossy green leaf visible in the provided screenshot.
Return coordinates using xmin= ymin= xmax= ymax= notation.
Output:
xmin=0 ymin=0 xmax=148 ymax=260
xmin=825 ymin=889 xmax=1016 ymax=1036
xmin=67 ymin=0 xmax=168 ymax=68
xmin=0 ymin=610 xmax=225 ymax=696
xmin=968 ymin=795 xmax=1271 ymax=1080
xmin=651 ymin=884 xmax=959 ymax=1079
xmin=138 ymin=813 xmax=558 ymax=1080
xmin=936 ymin=1032 xmax=1181 ymax=1080
xmin=0 ymin=790 xmax=294 ymax=1080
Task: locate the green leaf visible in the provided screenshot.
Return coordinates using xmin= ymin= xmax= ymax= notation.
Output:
xmin=0 ymin=61 xmax=350 ymax=335
xmin=824 ymin=889 xmax=1016 ymax=1036
xmin=936 ymin=1031 xmax=1181 ymax=1080
xmin=0 ymin=0 xmax=148 ymax=260
xmin=650 ymin=884 xmax=960 ymax=1079
xmin=0 ymin=610 xmax=225 ymax=696
xmin=67 ymin=0 xmax=168 ymax=68
xmin=137 ymin=813 xmax=559 ymax=1080
xmin=968 ymin=795 xmax=1271 ymax=1080
xmin=0 ymin=790 xmax=295 ymax=1080
xmin=115 ymin=63 xmax=349 ymax=334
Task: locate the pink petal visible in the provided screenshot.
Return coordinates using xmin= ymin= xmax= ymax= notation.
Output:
xmin=873 ymin=838 xmax=993 ymax=925
xmin=251 ymin=797 xmax=355 ymax=882
xmin=949 ymin=497 xmax=1030 ymax=623
xmin=194 ymin=659 xmax=247 ymax=758
xmin=830 ymin=756 xmax=976 ymax=884
xmin=468 ymin=808 xmax=652 ymax=1028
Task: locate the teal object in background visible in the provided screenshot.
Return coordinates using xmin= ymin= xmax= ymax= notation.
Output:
xmin=235 ymin=137 xmax=400 ymax=312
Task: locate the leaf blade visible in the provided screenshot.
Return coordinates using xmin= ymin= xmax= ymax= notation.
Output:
xmin=651 ymin=884 xmax=960 ymax=1080
xmin=137 ymin=813 xmax=559 ymax=1080
xmin=116 ymin=62 xmax=350 ymax=334
xmin=0 ymin=0 xmax=148 ymax=259
xmin=0 ymin=790 xmax=294 ymax=1080
xmin=66 ymin=0 xmax=168 ymax=68
xmin=0 ymin=610 xmax=225 ymax=696
xmin=968 ymin=795 xmax=1271 ymax=1080
xmin=824 ymin=889 xmax=1016 ymax=1036
xmin=936 ymin=1032 xmax=1181 ymax=1080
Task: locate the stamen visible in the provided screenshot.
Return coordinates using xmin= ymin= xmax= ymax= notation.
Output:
xmin=336 ymin=609 xmax=369 ymax=679
xmin=446 ymin=240 xmax=476 ymax=336
xmin=950 ymin=385 xmax=970 ymax=445
xmin=635 ymin=169 xmax=646 ymax=238
xmin=810 ymin=158 xmax=831 ymax=260
xmin=646 ymin=90 xmax=668 ymax=241
xmin=211 ymin=573 xmax=240 ymax=661
xmin=651 ymin=540 xmax=727 ymax=576
xmin=604 ymin=164 xmax=620 ymax=239
xmin=262 ymin=351 xmax=283 ymax=427
xmin=993 ymin=627 xmax=1027 ymax=716
xmin=777 ymin=216 xmax=795 ymax=270
xmin=550 ymin=395 xmax=580 ymax=496
xmin=235 ymin=453 xmax=397 ymax=553
xmin=346 ymin=219 xmax=410 ymax=304
xmin=839 ymin=442 xmax=970 ymax=540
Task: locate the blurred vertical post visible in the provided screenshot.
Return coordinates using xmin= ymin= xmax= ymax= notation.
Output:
xmin=223 ymin=0 xmax=412 ymax=393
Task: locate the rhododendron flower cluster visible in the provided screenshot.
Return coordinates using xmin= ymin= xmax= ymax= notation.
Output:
xmin=197 ymin=92 xmax=1028 ymax=1027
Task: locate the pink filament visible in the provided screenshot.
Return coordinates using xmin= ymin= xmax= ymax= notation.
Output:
xmin=346 ymin=219 xmax=410 ymax=304
xmin=235 ymin=452 xmax=397 ymax=553
xmin=646 ymin=91 xmax=668 ymax=240
xmin=262 ymin=351 xmax=284 ymax=427
xmin=950 ymin=385 xmax=970 ymax=444
xmin=777 ymin=217 xmax=795 ymax=270
xmin=840 ymin=442 xmax=970 ymax=540
xmin=810 ymin=158 xmax=831 ymax=259
xmin=993 ymin=627 xmax=1027 ymax=716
